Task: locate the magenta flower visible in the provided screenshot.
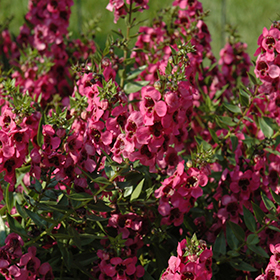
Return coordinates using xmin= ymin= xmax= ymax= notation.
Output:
xmin=140 ymin=86 xmax=167 ymax=125
xmin=255 ymin=54 xmax=280 ymax=81
xmin=229 ymin=169 xmax=259 ymax=201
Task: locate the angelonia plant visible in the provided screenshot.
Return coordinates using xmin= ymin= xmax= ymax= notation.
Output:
xmin=0 ymin=0 xmax=280 ymax=279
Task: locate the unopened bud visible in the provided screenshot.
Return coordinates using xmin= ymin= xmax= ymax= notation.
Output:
xmin=154 ymin=81 xmax=162 ymax=91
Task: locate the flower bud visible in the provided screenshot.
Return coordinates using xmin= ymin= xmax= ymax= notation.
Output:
xmin=154 ymin=81 xmax=162 ymax=91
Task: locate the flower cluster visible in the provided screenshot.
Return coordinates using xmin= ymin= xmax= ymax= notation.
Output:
xmin=155 ymin=161 xmax=208 ymax=226
xmin=107 ymin=0 xmax=150 ymax=23
xmin=161 ymin=236 xmax=212 ymax=280
xmin=0 ymin=233 xmax=54 ymax=280
xmin=256 ymin=244 xmax=280 ymax=280
xmin=1 ymin=0 xmax=280 ymax=279
xmin=254 ymin=23 xmax=280 ymax=96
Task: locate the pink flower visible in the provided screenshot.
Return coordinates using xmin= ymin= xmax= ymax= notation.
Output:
xmin=140 ymin=86 xmax=167 ymax=125
xmin=255 ymin=54 xmax=280 ymax=81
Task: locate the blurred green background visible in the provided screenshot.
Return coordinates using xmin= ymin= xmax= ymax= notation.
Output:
xmin=0 ymin=0 xmax=279 ymax=59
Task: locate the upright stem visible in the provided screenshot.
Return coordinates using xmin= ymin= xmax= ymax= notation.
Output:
xmin=221 ymin=0 xmax=226 ymax=48
xmin=120 ymin=3 xmax=133 ymax=88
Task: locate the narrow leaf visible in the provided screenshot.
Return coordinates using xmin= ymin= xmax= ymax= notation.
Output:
xmin=247 ymin=72 xmax=258 ymax=85
xmin=213 ymin=231 xmax=226 ymax=255
xmin=230 ymin=136 xmax=238 ymax=152
xmin=25 ymin=208 xmax=47 ymax=228
xmin=268 ymin=225 xmax=280 ymax=233
xmin=270 ymin=189 xmax=280 ymax=205
xmin=87 ymin=200 xmax=113 ymax=212
xmin=209 ymin=128 xmax=219 ymax=143
xmin=126 ymin=65 xmax=147 ymax=80
xmin=261 ymin=192 xmax=276 ymax=214
xmin=6 ymin=213 xmax=27 ymax=238
xmin=247 ymin=234 xmax=259 ymax=245
xmin=0 ymin=216 xmax=7 ymax=246
xmin=259 ymin=117 xmax=273 ymax=138
xmin=252 ymin=202 xmax=265 ymax=224
xmin=130 ymin=179 xmax=145 ymax=202
xmin=37 ymin=111 xmax=45 ymax=148
xmin=226 ymin=223 xmax=240 ymax=250
xmin=224 ymin=103 xmax=241 ymax=114
xmin=248 ymin=244 xmax=269 ymax=258
xmin=239 ymin=89 xmax=250 ymax=107
xmin=69 ymin=227 xmax=82 ymax=250
xmin=5 ymin=186 xmax=14 ymax=214
xmin=243 ymin=206 xmax=256 ymax=232
xmin=124 ymin=81 xmax=150 ymax=94
xmin=230 ymin=260 xmax=257 ymax=272
xmin=15 ymin=202 xmax=28 ymax=219
xmin=228 ymin=221 xmax=245 ymax=242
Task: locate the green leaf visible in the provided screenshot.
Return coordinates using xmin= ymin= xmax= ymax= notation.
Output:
xmin=69 ymin=227 xmax=82 ymax=250
xmin=165 ymin=62 xmax=172 ymax=75
xmin=270 ymin=189 xmax=280 ymax=205
xmin=226 ymin=223 xmax=240 ymax=250
xmin=239 ymin=89 xmax=250 ymax=107
xmin=85 ymin=214 xmax=108 ymax=222
xmin=268 ymin=225 xmax=280 ymax=233
xmin=213 ymin=231 xmax=226 ymax=255
xmin=74 ymin=253 xmax=98 ymax=266
xmin=6 ymin=213 xmax=27 ymax=238
xmin=261 ymin=192 xmax=276 ymax=214
xmin=0 ymin=216 xmax=7 ymax=246
xmin=230 ymin=135 xmax=238 ymax=152
xmin=243 ymin=116 xmax=254 ymax=123
xmin=5 ymin=186 xmax=14 ymax=214
xmin=214 ymin=84 xmax=229 ymax=99
xmin=224 ymin=103 xmax=241 ymax=114
xmin=87 ymin=200 xmax=113 ymax=212
xmin=130 ymin=179 xmax=145 ymax=202
xmin=126 ymin=65 xmax=147 ymax=80
xmin=170 ymin=46 xmax=177 ymax=56
xmin=91 ymin=177 xmax=111 ymax=186
xmin=264 ymin=147 xmax=280 ymax=156
xmin=124 ymin=186 xmax=133 ymax=197
xmin=259 ymin=117 xmax=273 ymax=138
xmin=209 ymin=128 xmax=219 ymax=143
xmin=111 ymin=29 xmax=123 ymax=38
xmin=194 ymin=136 xmax=212 ymax=150
xmin=124 ymin=81 xmax=150 ymax=94
xmin=217 ymin=116 xmax=237 ymax=127
xmin=15 ymin=202 xmax=28 ymax=219
xmin=68 ymin=192 xmax=93 ymax=201
xmin=33 ymin=179 xmax=42 ymax=193
xmin=248 ymin=244 xmax=269 ymax=258
xmin=123 ymin=57 xmax=135 ymax=66
xmin=252 ymin=202 xmax=265 ymax=224
xmin=37 ymin=111 xmax=45 ymax=148
xmin=16 ymin=165 xmax=31 ymax=174
xmin=230 ymin=260 xmax=257 ymax=272
xmin=57 ymin=241 xmax=73 ymax=272
xmin=73 ymin=261 xmax=97 ymax=278
xmin=247 ymin=72 xmax=258 ymax=85
xmin=143 ymin=270 xmax=155 ymax=280
xmin=25 ymin=208 xmax=47 ymax=228
xmin=247 ymin=234 xmax=259 ymax=245
xmin=36 ymin=202 xmax=69 ymax=213
xmin=228 ymin=221 xmax=245 ymax=242
xmin=243 ymin=206 xmax=256 ymax=232
xmin=227 ymin=250 xmax=240 ymax=257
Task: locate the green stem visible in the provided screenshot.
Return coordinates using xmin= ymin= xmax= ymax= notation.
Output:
xmin=120 ymin=3 xmax=133 ymax=88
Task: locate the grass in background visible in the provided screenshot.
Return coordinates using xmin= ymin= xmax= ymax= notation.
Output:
xmin=1 ymin=0 xmax=280 ymax=60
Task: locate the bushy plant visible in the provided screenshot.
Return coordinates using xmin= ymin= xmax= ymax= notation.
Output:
xmin=0 ymin=0 xmax=280 ymax=279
